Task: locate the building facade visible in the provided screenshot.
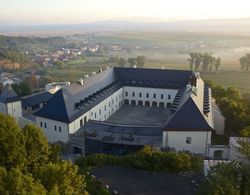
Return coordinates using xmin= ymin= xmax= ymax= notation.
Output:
xmin=0 ymin=67 xmax=226 ymax=157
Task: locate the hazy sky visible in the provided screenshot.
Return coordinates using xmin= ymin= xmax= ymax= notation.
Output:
xmin=1 ymin=0 xmax=250 ymax=25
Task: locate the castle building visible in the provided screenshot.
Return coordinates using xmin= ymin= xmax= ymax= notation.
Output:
xmin=0 ymin=67 xmax=226 ymax=157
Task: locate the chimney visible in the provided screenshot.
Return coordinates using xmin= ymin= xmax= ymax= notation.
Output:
xmin=79 ymin=78 xmax=84 ymax=86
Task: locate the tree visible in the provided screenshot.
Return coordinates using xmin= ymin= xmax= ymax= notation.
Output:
xmin=188 ymin=53 xmax=196 ymax=70
xmin=12 ymin=81 xmax=32 ymax=97
xmin=37 ymin=161 xmax=87 ymax=195
xmin=214 ymin=57 xmax=221 ymax=72
xmin=136 ymin=56 xmax=146 ymax=68
xmin=0 ymin=166 xmax=46 ymax=195
xmin=24 ymin=74 xmax=38 ymax=88
xmin=0 ymin=114 xmax=26 ymax=170
xmin=239 ymin=54 xmax=250 ymax=71
xmin=201 ymin=53 xmax=213 ymax=72
xmin=127 ymin=58 xmax=136 ymax=67
xmin=241 ymin=126 xmax=250 ymax=137
xmin=117 ymin=57 xmax=126 ymax=67
xmin=39 ymin=76 xmax=54 ymax=88
xmin=22 ymin=125 xmax=50 ymax=175
xmin=194 ymin=53 xmax=203 ymax=71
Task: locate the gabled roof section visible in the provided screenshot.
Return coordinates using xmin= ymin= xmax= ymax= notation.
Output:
xmin=35 ymin=68 xmax=116 ymax=123
xmin=165 ymin=97 xmax=213 ymax=131
xmin=0 ymin=83 xmax=21 ymax=103
xmin=35 ymin=89 xmax=70 ymax=122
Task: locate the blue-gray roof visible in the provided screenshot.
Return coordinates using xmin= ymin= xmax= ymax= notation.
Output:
xmin=21 ymin=91 xmax=53 ymax=108
xmin=0 ymin=84 xmax=21 ymax=103
xmin=35 ymin=67 xmax=197 ymax=124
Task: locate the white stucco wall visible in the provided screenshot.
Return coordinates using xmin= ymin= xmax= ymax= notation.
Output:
xmin=208 ymin=145 xmax=230 ymax=160
xmin=36 ymin=116 xmax=69 ymax=143
xmin=162 ymin=131 xmax=211 ymax=154
xmin=36 ymin=88 xmax=124 ymax=143
xmin=0 ymin=102 xmax=7 ymax=114
xmin=123 ymin=86 xmax=178 ymax=107
xmin=0 ymin=101 xmax=22 ymax=120
xmin=69 ymin=88 xmax=124 ymax=134
xmin=212 ymin=108 xmax=225 ymax=135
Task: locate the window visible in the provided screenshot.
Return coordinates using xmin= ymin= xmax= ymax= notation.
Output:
xmin=94 ymin=113 xmax=97 ymax=118
xmin=116 ymin=96 xmax=118 ymax=101
xmin=59 ymin=127 xmax=61 ymax=132
xmin=139 ymin=92 xmax=142 ymax=97
xmin=112 ymin=99 xmax=114 ymax=104
xmin=40 ymin=122 xmax=43 ymax=127
xmin=44 ymin=123 xmax=47 ymax=128
xmin=132 ymin=92 xmax=135 ymax=97
xmin=168 ymin=95 xmax=171 ymax=100
xmin=153 ymin=94 xmax=156 ymax=98
xmin=54 ymin=125 xmax=57 ymax=131
xmin=125 ymin=92 xmax=128 ymax=96
xmin=146 ymin=93 xmax=149 ymax=98
xmin=99 ymin=109 xmax=101 ymax=115
xmin=80 ymin=119 xmax=83 ymax=127
xmin=84 ymin=116 xmax=87 ymax=123
xmin=109 ymin=102 xmax=111 ymax=107
xmin=186 ymin=137 xmax=192 ymax=144
xmin=161 ymin=94 xmax=164 ymax=99
xmin=104 ymin=105 xmax=107 ymax=111
xmin=91 ymin=112 xmax=93 ymax=117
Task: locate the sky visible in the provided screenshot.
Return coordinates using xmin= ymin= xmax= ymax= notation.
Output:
xmin=1 ymin=0 xmax=250 ymax=25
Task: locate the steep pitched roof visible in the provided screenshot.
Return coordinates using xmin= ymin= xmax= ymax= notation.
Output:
xmin=0 ymin=84 xmax=21 ymax=103
xmin=164 ymin=97 xmax=212 ymax=131
xmin=35 ymin=90 xmax=70 ymax=122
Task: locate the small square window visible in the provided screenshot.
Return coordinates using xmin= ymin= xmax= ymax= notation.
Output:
xmin=186 ymin=137 xmax=192 ymax=144
xmin=44 ymin=123 xmax=47 ymax=128
xmin=132 ymin=92 xmax=135 ymax=97
xmin=125 ymin=92 xmax=128 ymax=96
xmin=40 ymin=122 xmax=43 ymax=127
xmin=168 ymin=95 xmax=171 ymax=100
xmin=54 ymin=125 xmax=57 ymax=131
xmin=146 ymin=93 xmax=149 ymax=98
xmin=153 ymin=94 xmax=156 ymax=98
xmin=139 ymin=92 xmax=142 ymax=97
xmin=59 ymin=127 xmax=61 ymax=132
xmin=161 ymin=94 xmax=164 ymax=99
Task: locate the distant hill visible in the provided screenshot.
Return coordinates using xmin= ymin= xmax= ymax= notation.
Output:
xmin=1 ymin=18 xmax=250 ymax=36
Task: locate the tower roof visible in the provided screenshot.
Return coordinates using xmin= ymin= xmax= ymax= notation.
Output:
xmin=0 ymin=84 xmax=21 ymax=103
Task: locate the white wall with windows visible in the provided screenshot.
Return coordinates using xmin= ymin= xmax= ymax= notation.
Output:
xmin=123 ymin=86 xmax=178 ymax=107
xmin=0 ymin=101 xmax=22 ymax=120
xmin=69 ymin=88 xmax=124 ymax=134
xmin=162 ymin=131 xmax=211 ymax=154
xmin=36 ymin=116 xmax=69 ymax=143
xmin=36 ymin=88 xmax=124 ymax=143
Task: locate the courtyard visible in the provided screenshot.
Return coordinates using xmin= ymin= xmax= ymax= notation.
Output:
xmin=106 ymin=105 xmax=170 ymax=126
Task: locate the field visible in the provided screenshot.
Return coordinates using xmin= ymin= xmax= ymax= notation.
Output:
xmin=47 ymin=31 xmax=250 ymax=94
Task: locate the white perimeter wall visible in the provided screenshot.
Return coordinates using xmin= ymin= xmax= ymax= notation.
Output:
xmin=69 ymin=88 xmax=124 ymax=134
xmin=123 ymin=86 xmax=178 ymax=107
xmin=36 ymin=116 xmax=70 ymax=143
xmin=0 ymin=101 xmax=22 ymax=120
xmin=36 ymin=88 xmax=124 ymax=143
xmin=162 ymin=131 xmax=211 ymax=154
